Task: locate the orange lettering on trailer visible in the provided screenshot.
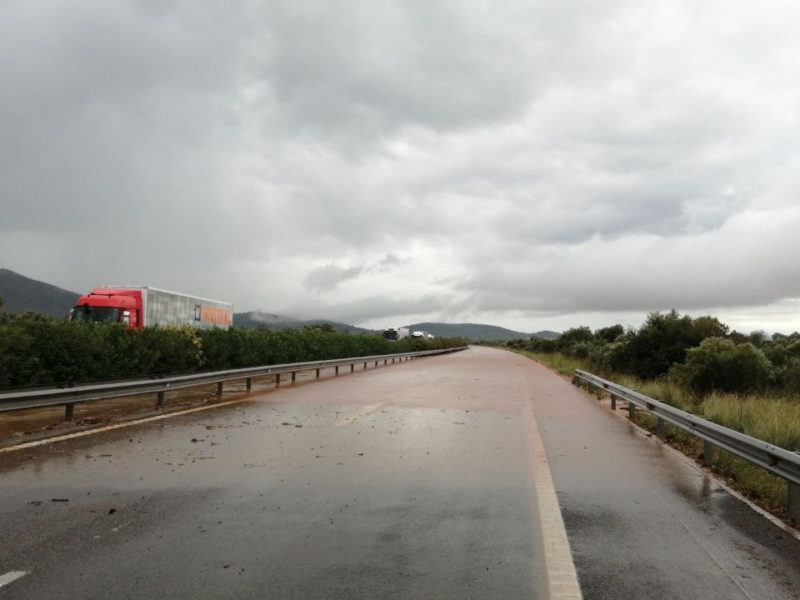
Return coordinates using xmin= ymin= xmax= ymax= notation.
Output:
xmin=200 ymin=306 xmax=232 ymax=325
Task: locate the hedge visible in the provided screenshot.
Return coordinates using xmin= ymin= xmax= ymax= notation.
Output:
xmin=0 ymin=321 xmax=460 ymax=389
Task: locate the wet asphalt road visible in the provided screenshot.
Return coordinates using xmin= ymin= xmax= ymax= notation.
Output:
xmin=0 ymin=347 xmax=545 ymax=599
xmin=525 ymin=357 xmax=800 ymax=600
xmin=0 ymin=346 xmax=799 ymax=599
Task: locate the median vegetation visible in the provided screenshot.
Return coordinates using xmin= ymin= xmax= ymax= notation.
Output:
xmin=506 ymin=309 xmax=800 ymax=516
xmin=0 ymin=314 xmax=462 ymax=389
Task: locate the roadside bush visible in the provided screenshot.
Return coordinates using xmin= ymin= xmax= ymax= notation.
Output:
xmin=671 ymin=337 xmax=772 ymax=394
xmin=527 ymin=337 xmax=557 ymax=353
xmin=594 ymin=324 xmax=624 ymax=343
xmin=570 ymin=341 xmax=594 ymax=359
xmin=776 ymin=358 xmax=800 ymax=393
xmin=623 ymin=310 xmax=729 ymax=379
xmin=0 ymin=325 xmax=36 ymax=387
xmin=0 ymin=321 xmax=463 ymax=389
xmin=556 ymin=326 xmax=594 ymax=355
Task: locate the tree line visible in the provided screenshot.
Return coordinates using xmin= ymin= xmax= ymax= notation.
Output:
xmin=510 ymin=309 xmax=800 ymax=396
xmin=0 ymin=306 xmax=461 ymax=389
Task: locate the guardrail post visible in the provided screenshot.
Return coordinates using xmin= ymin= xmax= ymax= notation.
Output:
xmin=703 ymin=440 xmax=715 ymax=466
xmin=156 ymin=391 xmax=165 ymax=407
xmin=291 ymin=372 xmax=296 ymax=383
xmin=217 ymin=382 xmax=223 ymax=397
xmin=788 ymin=482 xmax=799 ymax=522
xmin=350 ymin=364 xmax=354 ymax=373
xmin=246 ymin=378 xmax=252 ymax=391
xmin=65 ymin=403 xmax=75 ymax=421
xmin=335 ymin=366 xmax=339 ymax=376
xmin=364 ymin=362 xmax=367 ymax=369
xmin=610 ymin=394 xmax=617 ymax=410
xmin=276 ymin=373 xmax=281 ymax=386
xmin=316 ymin=368 xmax=320 ymax=379
xmin=628 ymin=402 xmax=635 ymax=420
xmin=656 ymin=417 xmax=665 ymax=438
xmin=384 ymin=359 xmax=387 ymax=365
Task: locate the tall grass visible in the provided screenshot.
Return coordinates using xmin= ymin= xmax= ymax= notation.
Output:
xmin=702 ymin=392 xmax=800 ymax=453
xmin=521 ymin=351 xmax=588 ymax=376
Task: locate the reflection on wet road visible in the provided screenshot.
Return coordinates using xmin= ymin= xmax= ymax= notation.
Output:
xmin=0 ymin=347 xmax=548 ymax=600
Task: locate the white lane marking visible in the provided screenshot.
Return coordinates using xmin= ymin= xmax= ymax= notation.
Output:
xmin=0 ymin=396 xmax=260 ymax=454
xmin=335 ymin=403 xmax=385 ymax=427
xmin=0 ymin=571 xmax=28 ymax=588
xmin=526 ymin=404 xmax=583 ymax=600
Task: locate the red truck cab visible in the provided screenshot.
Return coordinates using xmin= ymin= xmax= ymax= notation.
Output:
xmin=70 ymin=288 xmax=142 ymax=328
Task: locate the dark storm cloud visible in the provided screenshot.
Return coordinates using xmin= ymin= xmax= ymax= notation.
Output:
xmin=252 ymin=2 xmax=542 ymax=140
xmin=2 ymin=0 xmax=800 ymax=332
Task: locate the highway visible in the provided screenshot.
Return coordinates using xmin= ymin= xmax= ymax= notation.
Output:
xmin=0 ymin=346 xmax=798 ymax=599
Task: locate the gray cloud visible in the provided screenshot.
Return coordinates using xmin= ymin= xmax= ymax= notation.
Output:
xmin=304 ymin=264 xmax=363 ymax=292
xmin=3 ymin=1 xmax=800 ymax=333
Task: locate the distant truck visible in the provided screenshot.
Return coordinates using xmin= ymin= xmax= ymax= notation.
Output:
xmin=383 ymin=327 xmax=410 ymax=341
xmin=69 ymin=286 xmax=233 ymax=330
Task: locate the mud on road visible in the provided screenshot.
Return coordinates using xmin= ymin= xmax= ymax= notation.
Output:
xmin=0 ymin=372 xmax=322 ymax=448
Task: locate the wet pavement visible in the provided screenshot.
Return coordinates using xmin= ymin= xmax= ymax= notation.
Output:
xmin=0 ymin=346 xmax=798 ymax=599
xmin=0 ymin=347 xmax=546 ymax=599
xmin=525 ymin=358 xmax=800 ymax=599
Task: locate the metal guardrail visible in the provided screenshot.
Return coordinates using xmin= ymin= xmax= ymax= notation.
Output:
xmin=0 ymin=346 xmax=467 ymax=421
xmin=572 ymin=369 xmax=800 ymax=521
xmin=572 ymin=369 xmax=800 ymax=522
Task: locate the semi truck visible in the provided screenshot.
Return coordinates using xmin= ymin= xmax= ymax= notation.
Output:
xmin=69 ymin=286 xmax=233 ymax=330
xmin=382 ymin=327 xmax=410 ymax=341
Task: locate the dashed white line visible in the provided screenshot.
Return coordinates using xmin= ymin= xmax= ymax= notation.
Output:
xmin=0 ymin=571 xmax=28 ymax=588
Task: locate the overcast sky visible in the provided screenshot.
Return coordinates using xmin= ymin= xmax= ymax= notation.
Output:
xmin=2 ymin=1 xmax=800 ymax=334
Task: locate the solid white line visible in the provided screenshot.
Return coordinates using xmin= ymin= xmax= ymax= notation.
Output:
xmin=0 ymin=571 xmax=28 ymax=588
xmin=526 ymin=404 xmax=583 ymax=600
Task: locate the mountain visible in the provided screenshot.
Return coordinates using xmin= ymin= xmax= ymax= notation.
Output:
xmin=0 ymin=268 xmax=80 ymax=317
xmin=233 ymin=311 xmax=297 ymax=327
xmin=234 ymin=312 xmax=374 ymax=334
xmin=0 ymin=269 xmax=561 ymax=340
xmin=532 ymin=330 xmax=560 ymax=340
xmin=404 ymin=322 xmax=558 ymax=342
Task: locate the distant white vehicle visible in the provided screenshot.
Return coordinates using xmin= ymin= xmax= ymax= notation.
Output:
xmin=411 ymin=331 xmax=425 ymax=339
xmin=426 ymin=333 xmax=435 ymax=340
xmin=383 ymin=327 xmax=410 ymax=341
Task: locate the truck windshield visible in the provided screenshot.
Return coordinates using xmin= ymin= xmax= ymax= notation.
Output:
xmin=71 ymin=305 xmax=121 ymax=324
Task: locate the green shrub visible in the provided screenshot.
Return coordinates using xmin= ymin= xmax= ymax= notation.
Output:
xmin=672 ymin=337 xmax=772 ymax=394
xmin=624 ymin=310 xmax=729 ymax=379
xmin=0 ymin=321 xmax=463 ymax=389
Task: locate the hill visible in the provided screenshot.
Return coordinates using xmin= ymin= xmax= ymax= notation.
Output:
xmin=404 ymin=322 xmax=558 ymax=342
xmin=0 ymin=268 xmax=80 ymax=317
xmin=0 ymin=269 xmax=561 ymax=340
xmin=234 ymin=311 xmax=374 ymax=335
